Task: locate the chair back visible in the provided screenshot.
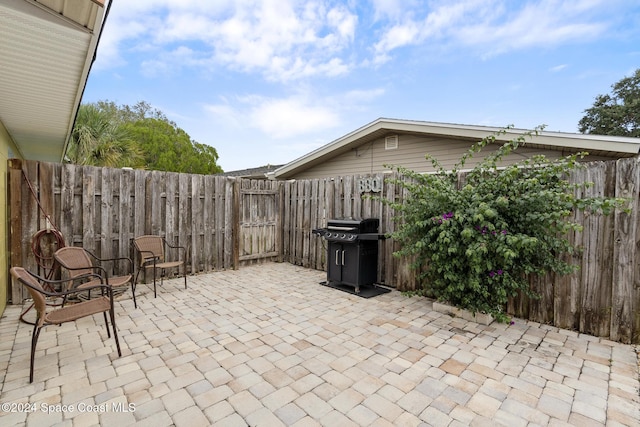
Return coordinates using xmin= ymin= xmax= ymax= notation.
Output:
xmin=10 ymin=267 xmax=47 ymax=322
xmin=133 ymin=235 xmax=165 ymax=265
xmin=54 ymin=247 xmax=94 ymax=280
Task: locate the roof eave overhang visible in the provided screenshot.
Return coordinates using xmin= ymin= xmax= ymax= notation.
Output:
xmin=0 ymin=0 xmax=108 ymax=162
xmin=60 ymin=2 xmax=108 ymax=162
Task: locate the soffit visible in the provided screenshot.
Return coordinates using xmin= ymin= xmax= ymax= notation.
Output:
xmin=0 ymin=0 xmax=105 ymax=161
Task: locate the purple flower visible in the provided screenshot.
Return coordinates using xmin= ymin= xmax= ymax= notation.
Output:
xmin=497 ymin=269 xmax=503 ymax=275
xmin=435 ymin=212 xmax=454 ymax=224
xmin=501 ymin=230 xmax=507 ymax=235
xmin=489 ymin=271 xmax=496 ymax=277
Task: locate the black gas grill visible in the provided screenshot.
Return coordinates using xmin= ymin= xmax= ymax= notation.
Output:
xmin=313 ymin=218 xmax=385 ymax=293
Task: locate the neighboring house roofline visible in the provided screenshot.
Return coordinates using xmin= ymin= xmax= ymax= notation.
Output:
xmin=267 ymin=118 xmax=640 ymax=180
xmin=218 ymin=164 xmax=285 ymax=179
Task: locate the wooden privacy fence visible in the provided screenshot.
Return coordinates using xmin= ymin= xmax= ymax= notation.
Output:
xmin=8 ymin=157 xmax=640 ymax=343
xmin=8 ymin=159 xmax=282 ymax=305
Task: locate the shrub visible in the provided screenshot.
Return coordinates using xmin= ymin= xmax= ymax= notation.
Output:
xmin=380 ymin=127 xmax=627 ymax=321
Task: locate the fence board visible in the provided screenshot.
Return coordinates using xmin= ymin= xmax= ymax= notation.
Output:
xmin=191 ymin=174 xmax=203 ymax=272
xmin=554 ymin=168 xmax=584 ymax=330
xmin=215 ymin=176 xmax=224 ymax=266
xmin=37 ymin=161 xmax=58 ymax=276
xmin=309 ymin=179 xmax=319 ymax=269
xmin=82 ymin=168 xmax=96 ymax=252
xmin=23 ymin=161 xmax=39 ymax=278
xmin=611 ymin=157 xmax=639 ymax=342
xmin=224 ymin=177 xmax=236 ymax=268
xmin=179 ymin=174 xmax=190 ymax=253
xmin=60 ymin=164 xmax=74 ymax=246
xmin=9 ymin=160 xmax=23 ymax=303
xmin=203 ymin=175 xmax=214 ymax=271
xmin=119 ymin=169 xmax=133 ymax=261
xmin=579 ymin=162 xmax=614 ymax=337
xmin=134 ymin=170 xmax=146 ymax=238
xmin=100 ymin=168 xmax=113 ymax=260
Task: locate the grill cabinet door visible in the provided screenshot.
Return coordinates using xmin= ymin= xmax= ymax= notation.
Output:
xmin=340 ymin=243 xmax=360 ymax=286
xmin=327 ymin=241 xmax=343 ymax=283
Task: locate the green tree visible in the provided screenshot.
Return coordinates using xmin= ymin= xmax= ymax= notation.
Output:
xmin=67 ymin=104 xmax=143 ymax=167
xmin=125 ymin=118 xmax=222 ymax=174
xmin=68 ymin=101 xmax=223 ymax=174
xmin=379 ymin=127 xmax=627 ymax=321
xmin=579 ymin=69 xmax=640 ymax=137
xmin=94 ymin=100 xmax=167 ymax=124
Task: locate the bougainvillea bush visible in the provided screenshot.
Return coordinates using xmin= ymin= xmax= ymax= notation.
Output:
xmin=381 ymin=127 xmax=626 ymax=321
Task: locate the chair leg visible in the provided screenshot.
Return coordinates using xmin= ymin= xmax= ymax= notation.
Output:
xmin=183 ymin=264 xmax=187 ymax=289
xmin=30 ymin=324 xmax=42 ymax=383
xmin=131 ymin=282 xmax=137 ymax=309
xmin=108 ymin=308 xmax=122 ymax=357
xmin=103 ymin=312 xmax=111 ymax=338
xmin=153 ymin=267 xmax=157 ymax=298
xmin=133 ymin=268 xmax=141 ymax=289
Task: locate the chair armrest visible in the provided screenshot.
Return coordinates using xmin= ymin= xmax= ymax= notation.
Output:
xmin=22 ymin=271 xmax=109 ymax=297
xmin=163 ymin=239 xmax=187 ymax=259
xmin=46 ymin=281 xmax=111 ymax=298
xmin=135 ymin=249 xmax=160 ymax=266
xmin=85 ymin=250 xmax=134 ymax=271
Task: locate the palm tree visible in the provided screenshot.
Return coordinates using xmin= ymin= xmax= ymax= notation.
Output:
xmin=67 ymin=104 xmax=143 ymax=167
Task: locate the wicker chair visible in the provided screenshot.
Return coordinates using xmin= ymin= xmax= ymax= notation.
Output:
xmin=9 ymin=267 xmax=122 ymax=383
xmin=132 ymin=235 xmax=187 ymax=299
xmin=54 ymin=246 xmax=136 ymax=307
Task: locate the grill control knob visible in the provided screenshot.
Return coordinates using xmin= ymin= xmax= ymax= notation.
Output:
xmin=348 ymin=234 xmax=356 ymax=241
xmin=340 ymin=234 xmax=346 ymax=239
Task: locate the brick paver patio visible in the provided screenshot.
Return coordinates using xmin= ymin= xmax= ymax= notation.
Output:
xmin=1 ymin=262 xmax=638 ymax=426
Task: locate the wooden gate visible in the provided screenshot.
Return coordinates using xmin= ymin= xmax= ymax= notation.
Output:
xmin=238 ymin=179 xmax=282 ymax=264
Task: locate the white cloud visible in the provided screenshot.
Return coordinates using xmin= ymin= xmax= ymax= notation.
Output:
xmin=550 ymin=64 xmax=568 ymax=72
xmin=97 ymin=0 xmax=623 ymax=79
xmin=98 ymin=0 xmax=358 ymax=82
xmin=202 ymin=86 xmax=386 ymax=140
xmin=203 ymin=102 xmax=244 ymax=129
xmin=203 ymin=94 xmax=339 ymax=139
xmin=248 ymin=96 xmax=340 ymax=139
xmin=371 ymin=0 xmax=616 ymax=64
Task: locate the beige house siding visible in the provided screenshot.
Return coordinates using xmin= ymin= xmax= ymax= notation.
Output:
xmin=0 ymin=121 xmax=20 ymax=316
xmin=290 ymin=134 xmax=612 ymax=180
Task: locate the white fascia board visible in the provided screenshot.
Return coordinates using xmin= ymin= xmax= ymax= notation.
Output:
xmin=272 ymin=118 xmax=388 ymax=178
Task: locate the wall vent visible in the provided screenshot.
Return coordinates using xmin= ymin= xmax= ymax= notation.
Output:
xmin=385 ymin=135 xmax=399 ymax=150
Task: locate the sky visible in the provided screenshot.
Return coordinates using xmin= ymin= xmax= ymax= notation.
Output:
xmin=82 ymin=0 xmax=640 ymax=172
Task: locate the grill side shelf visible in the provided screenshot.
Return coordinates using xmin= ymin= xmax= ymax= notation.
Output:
xmin=357 ymin=233 xmax=387 ymax=241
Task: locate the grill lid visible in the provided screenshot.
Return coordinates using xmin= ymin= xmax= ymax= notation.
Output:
xmin=327 ymin=218 xmax=379 ymax=234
